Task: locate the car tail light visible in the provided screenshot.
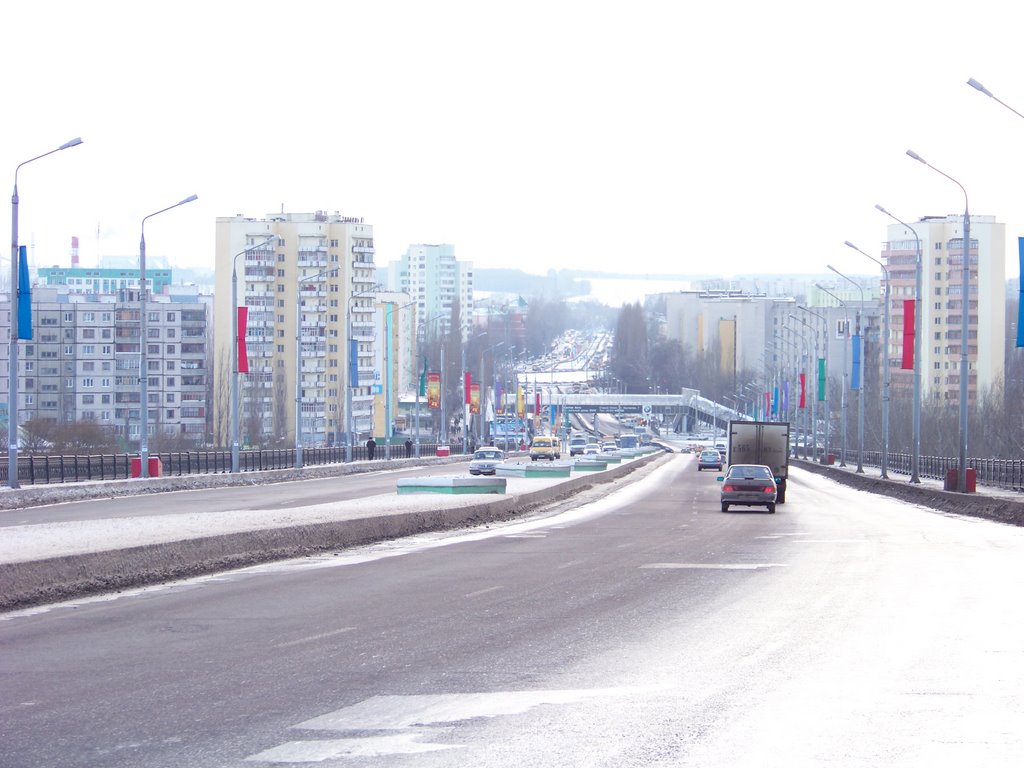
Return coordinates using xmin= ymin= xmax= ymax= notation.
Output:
xmin=723 ymin=485 xmax=735 ymax=492
xmin=763 ymin=486 xmax=775 ymax=493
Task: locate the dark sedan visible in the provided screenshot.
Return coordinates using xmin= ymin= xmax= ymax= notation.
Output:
xmin=719 ymin=463 xmax=777 ymax=513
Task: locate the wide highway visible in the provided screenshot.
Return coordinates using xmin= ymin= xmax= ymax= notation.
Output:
xmin=2 ymin=454 xmax=1023 ymax=766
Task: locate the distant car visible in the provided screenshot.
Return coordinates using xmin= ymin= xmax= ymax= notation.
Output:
xmin=569 ymin=435 xmax=589 ymax=456
xmin=719 ymin=463 xmax=777 ymax=513
xmin=582 ymin=443 xmax=600 ymax=456
xmin=697 ymin=449 xmax=722 ymax=471
xmin=714 ymin=443 xmax=728 ymax=461
xmin=469 ymin=448 xmax=504 ymax=475
xmin=529 ymin=436 xmax=561 ymax=461
xmin=601 ymin=441 xmax=618 ymax=453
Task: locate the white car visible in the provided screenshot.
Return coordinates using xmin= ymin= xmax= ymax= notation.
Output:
xmin=468 ymin=448 xmax=504 ymax=475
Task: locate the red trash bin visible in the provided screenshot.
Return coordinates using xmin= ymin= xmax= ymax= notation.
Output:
xmin=436 ymin=446 xmax=450 ymax=457
xmin=944 ymin=468 xmax=976 ymax=492
xmin=130 ymin=457 xmax=164 ymax=477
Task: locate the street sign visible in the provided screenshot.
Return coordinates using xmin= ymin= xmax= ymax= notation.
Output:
xmin=563 ymin=404 xmax=642 ymax=415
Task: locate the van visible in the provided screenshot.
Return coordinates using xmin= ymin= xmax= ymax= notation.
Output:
xmin=529 ymin=435 xmax=561 ymax=461
xmin=569 ymin=435 xmax=589 ymax=456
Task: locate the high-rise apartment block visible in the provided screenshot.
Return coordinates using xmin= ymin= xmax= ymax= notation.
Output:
xmin=883 ymin=214 xmax=1005 ymax=404
xmin=383 ymin=244 xmax=473 ymax=340
xmin=214 ymin=211 xmax=377 ymax=448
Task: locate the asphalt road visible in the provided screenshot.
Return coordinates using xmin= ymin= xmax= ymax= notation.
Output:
xmin=0 ymin=460 xmax=483 ymax=527
xmin=3 ymin=455 xmax=1024 ymax=767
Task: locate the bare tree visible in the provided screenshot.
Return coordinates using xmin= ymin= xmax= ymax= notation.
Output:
xmin=212 ymin=348 xmax=231 ymax=449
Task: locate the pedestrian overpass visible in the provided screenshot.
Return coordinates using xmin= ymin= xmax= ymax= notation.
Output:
xmin=557 ymin=389 xmax=747 ymax=434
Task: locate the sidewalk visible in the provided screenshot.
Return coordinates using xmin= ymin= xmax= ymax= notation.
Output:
xmin=792 ymin=458 xmax=1024 ymax=527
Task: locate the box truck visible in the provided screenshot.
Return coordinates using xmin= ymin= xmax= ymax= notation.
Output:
xmin=727 ymin=421 xmax=790 ymax=503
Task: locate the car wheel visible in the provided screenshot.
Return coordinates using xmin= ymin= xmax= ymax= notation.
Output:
xmin=721 ymin=503 xmax=729 ymax=513
xmin=697 ymin=466 xmax=702 ymax=471
xmin=767 ymin=503 xmax=776 ymax=514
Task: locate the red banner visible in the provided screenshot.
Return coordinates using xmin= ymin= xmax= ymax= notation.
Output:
xmin=236 ymin=307 xmax=249 ymax=373
xmin=464 ymin=372 xmax=472 ymax=404
xmin=902 ymin=299 xmax=915 ymax=369
xmin=535 ymin=391 xmax=541 ymax=417
xmin=799 ymin=372 xmax=806 ymax=409
xmin=470 ymin=383 xmax=481 ymax=414
xmin=427 ymin=372 xmax=441 ymax=409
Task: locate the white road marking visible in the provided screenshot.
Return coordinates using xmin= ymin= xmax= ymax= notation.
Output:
xmin=464 ymin=586 xmax=504 ymax=598
xmin=556 ymin=559 xmax=585 ymax=570
xmin=246 ymin=732 xmax=457 ymax=762
xmin=273 ymin=627 xmax=356 ymax=648
xmin=640 ymin=563 xmax=788 ymax=570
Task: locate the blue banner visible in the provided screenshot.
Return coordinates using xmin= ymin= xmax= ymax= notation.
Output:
xmin=549 ymin=404 xmax=556 ymax=426
xmin=349 ymin=338 xmax=359 ymax=387
xmin=17 ymin=245 xmax=31 ymax=340
xmin=772 ymin=386 xmax=779 ymax=419
xmin=1017 ymin=238 xmax=1024 ymax=347
xmin=851 ymin=334 xmax=861 ymax=390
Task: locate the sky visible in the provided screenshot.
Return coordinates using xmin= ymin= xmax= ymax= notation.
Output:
xmin=4 ymin=0 xmax=1024 ymax=283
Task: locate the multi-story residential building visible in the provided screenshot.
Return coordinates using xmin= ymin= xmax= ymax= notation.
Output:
xmin=0 ymin=284 xmax=211 ymax=445
xmin=383 ymin=244 xmax=473 ymax=340
xmin=214 ymin=211 xmax=377 ymax=449
xmin=881 ymin=214 xmax=1005 ymax=404
xmin=372 ymin=291 xmax=415 ymax=438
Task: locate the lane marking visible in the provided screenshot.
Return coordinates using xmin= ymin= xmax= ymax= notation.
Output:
xmin=640 ymin=563 xmax=788 ymax=570
xmin=273 ymin=627 xmax=356 ymax=649
xmin=464 ymin=586 xmax=504 ymax=599
xmin=556 ymin=559 xmax=585 ymax=570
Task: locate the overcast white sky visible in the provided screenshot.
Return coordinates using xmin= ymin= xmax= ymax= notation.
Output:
xmin=4 ymin=0 xmax=1024 ymax=282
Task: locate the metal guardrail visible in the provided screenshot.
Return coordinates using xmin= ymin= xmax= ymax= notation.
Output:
xmin=0 ymin=442 xmax=471 ymax=486
xmin=800 ymin=449 xmax=1024 ymax=492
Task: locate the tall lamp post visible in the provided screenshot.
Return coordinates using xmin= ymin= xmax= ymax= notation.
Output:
xmin=8 ymin=136 xmax=83 ymax=489
xmin=876 ymin=204 xmax=922 ymax=483
xmin=230 ymin=236 xmax=276 ymax=473
xmin=968 ymin=78 xmax=1024 ymax=120
xmin=907 ymin=149 xmax=971 ymax=493
xmin=825 ymin=266 xmax=865 ymax=473
xmin=846 ymin=240 xmax=891 ymax=478
xmin=789 ymin=314 xmax=817 ymax=462
xmin=480 ymin=341 xmax=505 ymax=443
xmin=139 ymin=194 xmax=198 ymax=478
xmin=799 ymin=305 xmax=830 ymax=464
xmin=816 ymin=284 xmax=851 ymax=467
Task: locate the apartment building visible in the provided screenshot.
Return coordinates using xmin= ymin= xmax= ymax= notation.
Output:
xmin=0 ymin=284 xmax=210 ymax=444
xmin=882 ymin=214 xmax=1005 ymax=404
xmin=214 ymin=211 xmax=377 ymax=449
xmin=383 ymin=244 xmax=473 ymax=340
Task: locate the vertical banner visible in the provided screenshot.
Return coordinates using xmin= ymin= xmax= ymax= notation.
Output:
xmin=349 ymin=338 xmax=360 ymax=387
xmin=464 ymin=372 xmax=472 ymax=405
xmin=799 ymin=372 xmax=806 ymax=409
xmin=772 ymin=387 xmax=779 ymax=419
xmin=764 ymin=391 xmax=771 ymax=420
xmin=419 ymin=358 xmax=427 ymax=397
xmin=495 ymin=379 xmax=504 ymax=414
xmin=1017 ymin=237 xmax=1024 ymax=347
xmin=534 ymin=391 xmax=541 ymax=421
xmin=236 ymin=307 xmax=249 ymax=373
xmin=17 ymin=245 xmax=31 ymax=340
xmin=470 ymin=383 xmax=480 ymax=414
xmin=782 ymin=381 xmax=789 ymax=415
xmin=517 ymin=385 xmax=525 ymax=418
xmin=549 ymin=404 xmax=556 ymax=426
xmin=851 ymin=334 xmax=861 ymax=390
xmin=902 ymin=300 xmax=916 ymax=368
xmin=817 ymin=358 xmax=826 ymax=401
xmin=427 ymin=372 xmax=441 ymax=409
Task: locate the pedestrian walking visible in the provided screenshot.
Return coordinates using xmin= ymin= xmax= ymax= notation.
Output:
xmin=366 ymin=437 xmax=376 ymax=460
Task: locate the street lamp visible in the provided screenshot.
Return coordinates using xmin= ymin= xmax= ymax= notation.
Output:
xmin=799 ymin=305 xmax=830 ymax=464
xmin=825 ymin=267 xmax=865 ymax=473
xmin=876 ymin=204 xmax=922 ymax=484
xmin=481 ymin=340 xmax=505 ymax=443
xmin=8 ymin=136 xmax=83 ymax=489
xmin=789 ymin=313 xmax=816 ymax=461
xmin=463 ymin=331 xmax=487 ymax=453
xmin=816 ymin=283 xmax=851 ymax=466
xmin=139 ymin=194 xmax=198 ymax=478
xmin=230 ymin=235 xmax=277 ymax=473
xmin=846 ymin=240 xmax=891 ymax=478
xmin=907 ymin=149 xmax=971 ymax=493
xmin=968 ymin=78 xmax=1024 ymax=121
